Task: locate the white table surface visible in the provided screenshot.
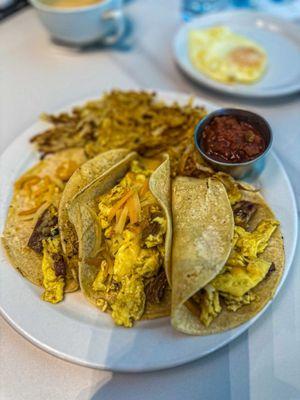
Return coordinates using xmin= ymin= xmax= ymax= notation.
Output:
xmin=1 ymin=2 xmax=300 ymax=399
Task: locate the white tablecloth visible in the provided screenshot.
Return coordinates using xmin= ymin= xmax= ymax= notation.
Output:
xmin=1 ymin=2 xmax=300 ymax=399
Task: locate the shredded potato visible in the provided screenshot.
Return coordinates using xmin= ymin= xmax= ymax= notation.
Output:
xmin=30 ymin=91 xmax=211 ymax=177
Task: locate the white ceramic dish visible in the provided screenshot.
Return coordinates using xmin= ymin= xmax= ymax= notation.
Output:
xmin=0 ymin=91 xmax=297 ymax=372
xmin=173 ymin=11 xmax=300 ymax=98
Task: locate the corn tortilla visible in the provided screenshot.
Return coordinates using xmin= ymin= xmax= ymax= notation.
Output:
xmin=171 ymin=178 xmax=285 ymax=335
xmin=68 ymin=150 xmax=172 ymax=320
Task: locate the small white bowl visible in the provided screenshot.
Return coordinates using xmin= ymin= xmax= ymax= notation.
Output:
xmin=29 ymin=0 xmax=124 ymax=46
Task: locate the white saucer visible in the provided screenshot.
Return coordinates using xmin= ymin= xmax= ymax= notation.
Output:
xmin=173 ymin=11 xmax=300 ymax=98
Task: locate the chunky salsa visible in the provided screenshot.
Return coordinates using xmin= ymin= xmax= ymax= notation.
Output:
xmin=202 ymin=116 xmax=266 ymax=163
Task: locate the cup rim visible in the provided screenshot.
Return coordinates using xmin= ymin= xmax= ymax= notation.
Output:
xmin=29 ymin=0 xmax=110 ymax=13
xmin=194 ymin=108 xmax=273 ymax=167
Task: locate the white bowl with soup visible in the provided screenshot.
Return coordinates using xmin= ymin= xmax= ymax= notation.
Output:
xmin=30 ymin=0 xmax=124 ymax=46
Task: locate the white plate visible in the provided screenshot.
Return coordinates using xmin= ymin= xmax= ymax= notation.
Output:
xmin=173 ymin=11 xmax=300 ymax=98
xmin=0 ymin=91 xmax=298 ymax=372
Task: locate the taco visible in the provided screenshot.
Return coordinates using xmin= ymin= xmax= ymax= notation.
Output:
xmin=58 ymin=148 xmax=132 ymax=288
xmin=2 ymin=148 xmax=87 ymax=302
xmin=68 ymin=150 xmax=172 ymax=327
xmin=171 ymin=176 xmax=284 ymax=335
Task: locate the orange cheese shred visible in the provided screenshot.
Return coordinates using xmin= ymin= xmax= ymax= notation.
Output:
xmin=128 ymin=192 xmax=141 ymax=224
xmin=108 ymin=191 xmax=133 ymax=222
xmin=115 ymin=205 xmax=129 ymax=234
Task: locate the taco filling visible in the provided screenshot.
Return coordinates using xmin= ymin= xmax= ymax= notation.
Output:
xmin=28 ymin=205 xmax=67 ymax=303
xmin=193 ymin=215 xmax=278 ymax=327
xmin=88 ymin=160 xmax=168 ymax=327
xmin=16 ymin=170 xmax=68 ymax=303
xmin=2 ymin=152 xmax=85 ymax=303
xmin=171 ymin=176 xmax=284 ymax=335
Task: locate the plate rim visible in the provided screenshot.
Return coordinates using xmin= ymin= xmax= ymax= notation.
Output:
xmin=0 ymin=90 xmax=298 ymax=372
xmin=173 ymin=10 xmax=300 ymax=99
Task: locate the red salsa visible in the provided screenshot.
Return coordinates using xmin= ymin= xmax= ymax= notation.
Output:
xmin=202 ymin=116 xmax=266 ymax=163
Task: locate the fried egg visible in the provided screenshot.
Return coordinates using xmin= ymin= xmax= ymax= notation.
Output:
xmin=189 ymin=26 xmax=267 ymax=84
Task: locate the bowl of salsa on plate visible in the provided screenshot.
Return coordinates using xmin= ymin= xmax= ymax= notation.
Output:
xmin=194 ymin=109 xmax=273 ymax=179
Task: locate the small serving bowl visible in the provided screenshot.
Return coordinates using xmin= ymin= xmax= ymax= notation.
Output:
xmin=194 ymin=108 xmax=273 ymax=179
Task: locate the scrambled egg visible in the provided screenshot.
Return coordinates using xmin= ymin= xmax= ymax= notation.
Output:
xmin=189 ymin=26 xmax=267 ymax=84
xmin=198 ymin=285 xmax=221 ymax=327
xmin=111 ymin=275 xmax=146 ymax=327
xmin=92 ymin=260 xmax=108 ymax=292
xmin=41 ymin=237 xmax=65 ymax=304
xmin=234 ymin=220 xmax=278 ymax=259
xmin=113 ymin=231 xmax=142 ymax=277
xmin=92 ymin=160 xmax=166 ymax=327
xmin=221 ymin=291 xmax=256 ymax=312
xmin=212 ymin=259 xmax=271 ymax=298
xmin=98 ymin=185 xmax=126 ymax=230
xmin=214 ymin=172 xmax=242 ymax=205
xmin=198 ymin=219 xmax=278 ymax=326
xmin=144 ymin=217 xmax=166 ymax=248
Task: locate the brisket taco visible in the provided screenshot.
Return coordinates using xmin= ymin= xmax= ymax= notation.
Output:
xmin=2 ymin=149 xmax=87 ymax=301
xmin=68 ymin=150 xmax=172 ymax=327
xmin=171 ymin=176 xmax=284 ymax=335
xmin=58 ymin=148 xmax=133 ymax=289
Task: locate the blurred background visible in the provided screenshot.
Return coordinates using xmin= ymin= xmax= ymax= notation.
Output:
xmin=1 ymin=0 xmax=300 ymax=22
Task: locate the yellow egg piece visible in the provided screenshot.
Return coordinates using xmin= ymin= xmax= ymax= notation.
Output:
xmin=189 ymin=26 xmax=267 ymax=84
xmin=211 ymin=259 xmax=271 ymax=298
xmin=41 ymin=237 xmax=65 ymax=304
